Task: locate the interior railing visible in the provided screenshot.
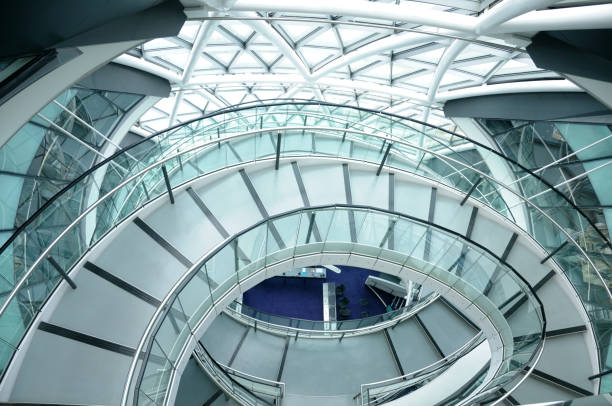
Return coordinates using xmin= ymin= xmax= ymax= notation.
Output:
xmin=101 ymin=112 xmax=610 ymax=390
xmin=224 ymin=293 xmax=437 ymax=339
xmin=192 ymin=341 xmax=282 ymax=406
xmin=0 ymin=101 xmax=605 ymax=391
xmin=146 ymin=340 xmax=279 ymax=405
xmin=124 ymin=205 xmax=544 ymax=406
xmin=359 ymin=331 xmax=485 ymax=405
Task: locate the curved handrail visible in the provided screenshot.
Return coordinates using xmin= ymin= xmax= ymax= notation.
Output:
xmin=0 ymin=100 xmax=596 ymax=400
xmin=2 ymin=104 xmax=607 ymax=314
xmin=360 ymin=332 xmax=486 ymax=405
xmin=217 ymin=362 xmax=285 ymax=398
xmin=123 ymin=204 xmax=545 ymax=406
xmin=2 ymin=107 xmax=601 ymax=403
xmin=88 ymin=121 xmax=610 ymax=309
xmin=105 ymin=127 xmax=507 ymax=235
xmin=3 ymin=119 xmax=595 ymax=393
xmin=450 ymin=339 xmax=546 ymax=406
xmin=192 ymin=341 xmax=279 ymax=406
xmin=2 ymin=99 xmax=608 ymax=261
xmin=364 ymin=331 xmax=484 ymax=388
xmin=0 ymin=125 xmax=547 ymax=327
xmin=104 ymin=123 xmax=612 ymax=297
xmin=224 ymin=293 xmax=438 ymax=338
xmin=0 ymin=120 xmax=584 ymax=388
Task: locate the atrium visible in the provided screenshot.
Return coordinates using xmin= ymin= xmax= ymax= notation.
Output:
xmin=0 ymin=1 xmax=612 ymax=405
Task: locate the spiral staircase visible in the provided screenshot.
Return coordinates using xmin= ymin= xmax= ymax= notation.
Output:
xmin=0 ymin=102 xmax=606 ymax=406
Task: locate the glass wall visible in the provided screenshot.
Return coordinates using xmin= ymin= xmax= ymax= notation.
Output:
xmin=133 ymin=206 xmax=543 ymax=405
xmin=0 ymin=87 xmax=142 ymax=370
xmin=477 ymin=118 xmax=612 ymax=391
xmin=0 ymin=102 xmax=607 ymax=396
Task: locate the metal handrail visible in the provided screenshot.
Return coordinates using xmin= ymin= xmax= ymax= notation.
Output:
xmin=122 ymin=204 xmax=545 ymax=406
xmin=360 ymin=337 xmax=490 ymax=406
xmin=0 ymin=106 xmax=582 ymax=402
xmin=224 ymin=293 xmax=438 ymax=338
xmin=2 ymin=99 xmax=608 ymax=263
xmin=192 ymin=341 xmax=279 ymax=406
xmin=107 ymin=128 xmax=497 ymax=234
xmin=0 ymin=128 xmax=555 ymax=403
xmin=1 ymin=123 xmax=604 ymax=327
xmin=0 ymin=103 xmax=595 ymax=402
xmin=361 ymin=331 xmax=484 ymax=391
xmin=219 ymin=363 xmax=285 ymax=397
xmin=0 ymin=123 xmax=556 ymax=394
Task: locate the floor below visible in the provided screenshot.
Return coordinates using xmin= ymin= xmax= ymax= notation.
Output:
xmin=242 ymin=265 xmax=395 ymax=320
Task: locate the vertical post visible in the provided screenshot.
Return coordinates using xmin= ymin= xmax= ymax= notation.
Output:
xmin=161 ymin=164 xmax=175 ymax=204
xmin=424 ymin=187 xmax=437 ymax=261
xmin=141 ymin=182 xmax=150 ymax=200
xmin=233 ymin=240 xmax=239 ymax=271
xmin=379 ymin=139 xmax=387 ymax=153
xmin=376 ymin=143 xmax=393 ymax=176
xmin=305 ymin=213 xmax=316 ymax=243
xmin=460 ymin=176 xmax=483 ymax=206
xmin=177 ymin=148 xmax=183 ymax=171
xmin=388 ymin=172 xmax=395 ymax=249
xmin=540 ymin=240 xmax=568 ymax=264
xmin=275 ymin=132 xmax=281 ymax=170
xmin=47 ymin=257 xmax=77 ymax=289
xmin=415 ymin=153 xmax=425 ymax=172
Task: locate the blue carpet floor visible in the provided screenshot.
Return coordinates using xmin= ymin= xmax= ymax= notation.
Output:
xmin=242 ymin=266 xmax=396 ymax=321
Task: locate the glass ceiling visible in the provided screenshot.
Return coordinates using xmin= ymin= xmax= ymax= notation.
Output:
xmin=115 ymin=0 xmax=563 ymax=134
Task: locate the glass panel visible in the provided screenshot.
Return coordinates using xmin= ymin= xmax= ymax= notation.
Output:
xmin=2 ymin=102 xmax=584 ymax=399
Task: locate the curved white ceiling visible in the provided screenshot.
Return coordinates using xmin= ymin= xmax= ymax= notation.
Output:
xmin=113 ymin=0 xmax=612 ymax=134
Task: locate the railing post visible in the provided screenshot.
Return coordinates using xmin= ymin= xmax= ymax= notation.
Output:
xmin=415 ymin=152 xmax=425 ymax=172
xmin=161 ymin=164 xmax=175 ymax=204
xmin=460 ymin=176 xmax=483 ymax=206
xmin=376 ymin=143 xmax=392 ymax=176
xmin=379 ymin=139 xmax=387 ymax=153
xmin=275 ymin=132 xmax=281 ymax=170
xmin=47 ymin=256 xmax=77 ymax=289
xmin=540 ymin=240 xmax=568 ymax=264
xmin=141 ymin=182 xmax=150 ymax=201
xmin=233 ymin=240 xmax=239 ymax=271
xmin=305 ymin=213 xmax=316 ymax=243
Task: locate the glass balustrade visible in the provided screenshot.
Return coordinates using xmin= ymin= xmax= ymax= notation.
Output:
xmin=130 ymin=206 xmax=544 ymax=405
xmin=360 ymin=332 xmax=485 ymax=405
xmin=0 ymin=101 xmax=605 ymax=396
xmin=224 ymin=293 xmax=437 ymax=338
xmin=192 ymin=342 xmax=283 ymax=406
xmin=477 ymin=118 xmax=612 ymax=391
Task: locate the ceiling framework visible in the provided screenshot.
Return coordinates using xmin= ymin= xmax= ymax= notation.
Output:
xmin=112 ymin=0 xmax=612 ymax=134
